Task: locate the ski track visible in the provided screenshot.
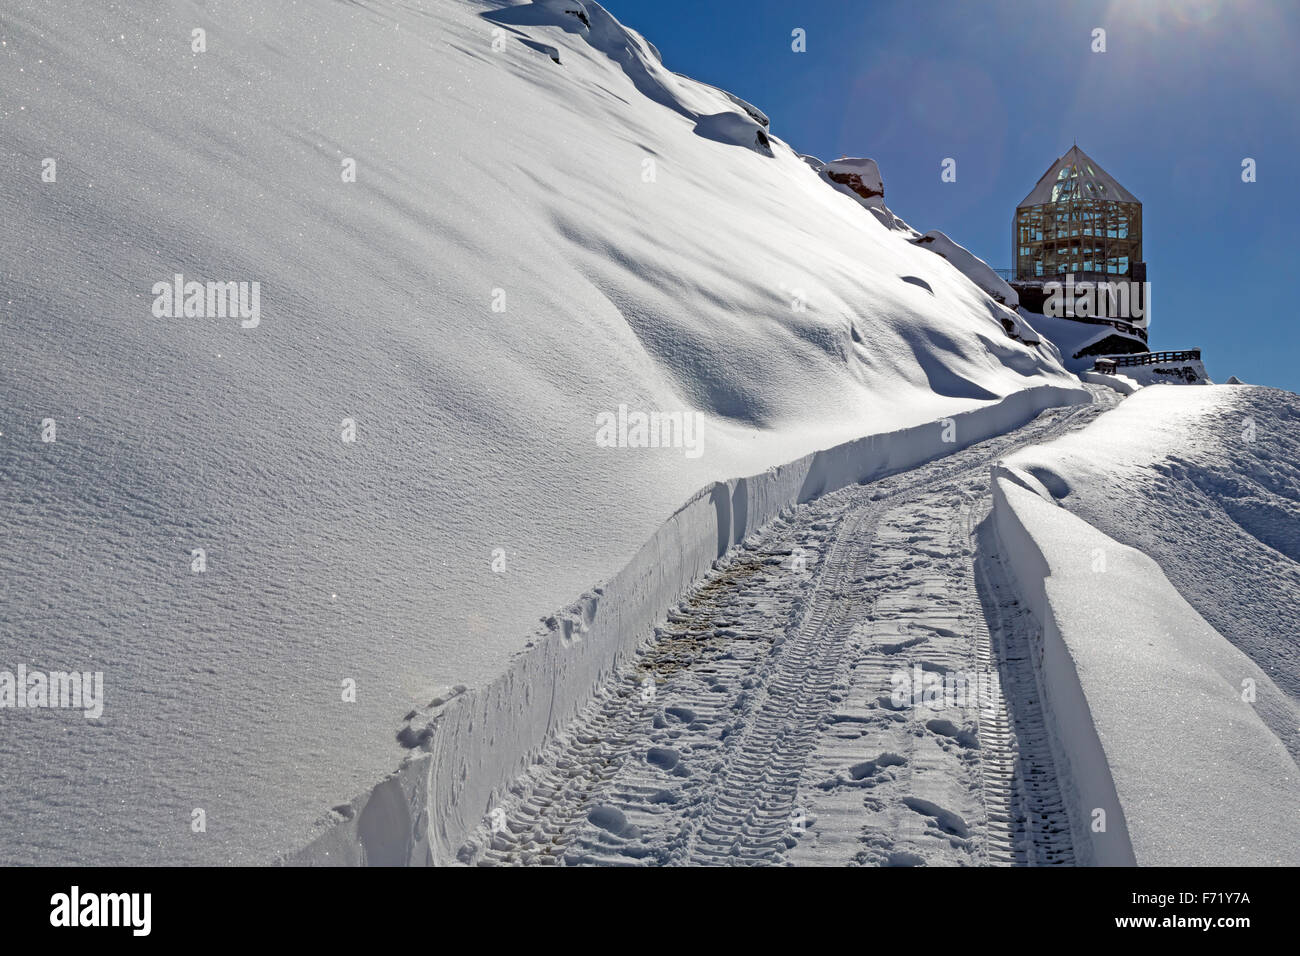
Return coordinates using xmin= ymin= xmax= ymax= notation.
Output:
xmin=467 ymin=387 xmax=1119 ymax=866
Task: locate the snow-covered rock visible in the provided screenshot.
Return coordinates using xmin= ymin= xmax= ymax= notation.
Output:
xmin=823 ymin=157 xmax=885 ymax=201
xmin=911 ymin=231 xmax=1018 ymax=308
xmin=815 ymin=157 xmax=919 ymax=235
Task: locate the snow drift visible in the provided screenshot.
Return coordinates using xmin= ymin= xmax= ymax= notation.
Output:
xmin=991 ymin=385 xmax=1300 ymax=865
xmin=1099 ymin=360 xmax=1210 ymax=386
xmin=991 ymin=472 xmax=1300 ymax=865
xmin=292 ymin=383 xmax=1087 ymax=865
xmin=1017 ymin=310 xmax=1148 ymax=374
xmin=1 ymin=0 xmax=1080 ymax=863
xmin=1080 ymin=369 xmax=1141 ymax=395
xmin=1000 ymin=386 xmax=1300 ymax=746
xmin=912 ymin=231 xmax=1018 ymax=308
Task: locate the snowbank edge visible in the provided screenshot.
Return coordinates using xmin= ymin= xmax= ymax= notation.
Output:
xmin=990 ymin=466 xmax=1300 ymax=866
xmin=287 ymin=383 xmax=1089 ymax=865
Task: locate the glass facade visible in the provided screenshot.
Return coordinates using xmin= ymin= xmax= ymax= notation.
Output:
xmin=1014 ymin=156 xmax=1141 ymax=280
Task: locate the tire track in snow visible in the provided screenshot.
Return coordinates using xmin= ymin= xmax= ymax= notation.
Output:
xmin=794 ymin=484 xmax=988 ymax=865
xmin=468 ymin=388 xmax=1117 ymax=866
xmin=970 ymin=499 xmax=1079 ymax=865
xmin=683 ymin=501 xmax=887 ymax=865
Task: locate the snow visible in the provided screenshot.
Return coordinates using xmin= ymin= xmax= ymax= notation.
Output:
xmin=991 ymin=384 xmax=1300 ymax=864
xmin=810 ymin=156 xmax=924 ymax=236
xmin=1017 ymin=309 xmax=1147 ymax=373
xmin=822 ymin=158 xmax=886 ymax=201
xmin=1082 ymin=363 xmax=1211 ymax=391
xmin=692 ymin=110 xmax=771 ymax=152
xmin=911 ymin=231 xmax=1018 ymax=308
xmin=1105 ymin=360 xmax=1210 ymax=386
xmin=404 ymin=394 xmax=1113 ymax=868
xmin=1080 ymin=369 xmax=1141 ymax=395
xmin=1015 ymin=307 xmax=1209 ymax=384
xmin=1 ymin=0 xmax=1082 ymax=864
xmin=1001 ymin=386 xmax=1300 ymax=745
xmin=294 ymin=382 xmax=1087 ymax=865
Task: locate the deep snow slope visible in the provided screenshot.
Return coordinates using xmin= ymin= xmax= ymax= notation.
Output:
xmin=1001 ymin=385 xmax=1300 ymax=763
xmin=0 ymin=0 xmax=1078 ymax=863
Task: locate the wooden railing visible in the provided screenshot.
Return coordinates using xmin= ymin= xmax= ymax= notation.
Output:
xmin=1093 ymin=349 xmax=1201 ymax=373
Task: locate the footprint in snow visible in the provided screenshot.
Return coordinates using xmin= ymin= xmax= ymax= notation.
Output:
xmin=587 ymin=805 xmax=639 ymax=839
xmin=925 ymin=718 xmax=980 ymax=749
xmin=901 ymin=797 xmax=970 ymax=838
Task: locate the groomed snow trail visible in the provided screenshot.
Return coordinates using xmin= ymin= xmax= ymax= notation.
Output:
xmin=466 ymin=387 xmax=1118 ymax=866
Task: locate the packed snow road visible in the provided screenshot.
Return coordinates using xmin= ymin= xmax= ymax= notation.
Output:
xmin=464 ymin=386 xmax=1119 ymax=866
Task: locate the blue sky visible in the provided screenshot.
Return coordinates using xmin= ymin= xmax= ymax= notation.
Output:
xmin=612 ymin=0 xmax=1300 ymax=391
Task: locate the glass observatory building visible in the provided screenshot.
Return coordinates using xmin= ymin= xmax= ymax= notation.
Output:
xmin=1013 ymin=145 xmax=1142 ymax=281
